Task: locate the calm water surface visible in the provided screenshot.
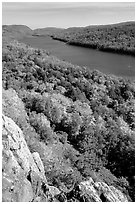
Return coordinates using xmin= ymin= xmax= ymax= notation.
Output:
xmin=21 ymin=36 xmax=135 ymax=78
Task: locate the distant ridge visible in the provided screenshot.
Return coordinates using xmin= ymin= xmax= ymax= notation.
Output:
xmin=2 ymin=24 xmax=64 ymax=41
xmin=2 ymin=21 xmax=135 ymax=55
xmin=2 ymin=25 xmax=33 ymax=43
xmin=2 ymin=25 xmax=33 ymax=35
xmin=2 ymin=20 xmax=135 ymax=202
xmin=51 ymin=21 xmax=135 ymax=55
xmin=33 ymin=27 xmax=64 ymax=36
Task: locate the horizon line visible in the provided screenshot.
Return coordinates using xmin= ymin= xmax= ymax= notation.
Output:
xmin=2 ymin=20 xmax=135 ymax=30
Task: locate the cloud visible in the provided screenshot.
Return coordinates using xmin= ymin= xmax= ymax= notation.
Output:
xmin=3 ymin=2 xmax=135 ymax=12
xmin=2 ymin=2 xmax=135 ymax=29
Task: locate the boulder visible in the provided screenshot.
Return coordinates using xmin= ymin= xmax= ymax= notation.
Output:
xmin=79 ymin=178 xmax=128 ymax=202
xmin=79 ymin=178 xmax=102 ymax=202
xmin=94 ymin=182 xmax=120 ymax=202
xmin=48 ymin=186 xmax=61 ymax=197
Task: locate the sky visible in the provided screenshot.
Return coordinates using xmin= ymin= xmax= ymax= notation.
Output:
xmin=2 ymin=2 xmax=135 ymax=29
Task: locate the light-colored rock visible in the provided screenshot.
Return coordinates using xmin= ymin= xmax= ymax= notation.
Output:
xmin=2 ymin=114 xmax=129 ymax=202
xmin=79 ymin=178 xmax=102 ymax=202
xmin=110 ymin=186 xmax=128 ymax=202
xmin=32 ymin=152 xmax=46 ymax=181
xmin=2 ymin=114 xmax=48 ymax=202
xmin=2 ymin=147 xmax=21 ymax=176
xmin=94 ymin=182 xmax=119 ymax=202
xmin=79 ymin=178 xmax=128 ymax=202
xmin=48 ymin=186 xmax=61 ymax=197
xmin=95 ymin=182 xmax=128 ymax=202
xmin=33 ymin=196 xmax=42 ymax=202
xmin=2 ymin=114 xmax=44 ymax=178
xmin=2 ymin=173 xmax=34 ymax=202
xmin=17 ymin=178 xmax=34 ymax=202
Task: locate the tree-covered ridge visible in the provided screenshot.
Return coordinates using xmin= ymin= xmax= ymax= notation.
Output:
xmin=33 ymin=27 xmax=64 ymax=36
xmin=2 ymin=40 xmax=135 ymax=201
xmin=52 ymin=21 xmax=135 ymax=55
xmin=2 ymin=25 xmax=33 ymax=44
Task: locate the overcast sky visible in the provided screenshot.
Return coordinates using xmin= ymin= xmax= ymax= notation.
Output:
xmin=2 ymin=2 xmax=135 ymax=29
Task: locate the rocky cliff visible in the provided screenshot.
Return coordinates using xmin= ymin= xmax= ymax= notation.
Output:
xmin=2 ymin=33 xmax=134 ymax=201
xmin=2 ymin=114 xmax=129 ymax=202
xmin=2 ymin=114 xmax=60 ymax=202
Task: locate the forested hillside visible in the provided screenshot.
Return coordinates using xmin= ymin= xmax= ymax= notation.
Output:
xmin=52 ymin=21 xmax=135 ymax=55
xmin=2 ymin=25 xmax=33 ymax=44
xmin=33 ymin=27 xmax=64 ymax=36
xmin=2 ymin=35 xmax=135 ymax=201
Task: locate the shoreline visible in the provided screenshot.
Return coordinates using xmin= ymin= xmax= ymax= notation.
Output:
xmin=51 ymin=36 xmax=135 ymax=57
xmin=16 ymin=38 xmax=135 ymax=83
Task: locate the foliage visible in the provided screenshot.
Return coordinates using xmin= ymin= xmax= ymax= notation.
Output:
xmin=52 ymin=22 xmax=135 ymax=55
xmin=2 ymin=40 xmax=135 ymax=201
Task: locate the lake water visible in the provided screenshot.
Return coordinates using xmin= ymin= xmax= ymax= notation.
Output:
xmin=20 ymin=35 xmax=135 ymax=78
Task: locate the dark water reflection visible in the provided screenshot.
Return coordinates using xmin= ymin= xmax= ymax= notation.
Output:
xmin=21 ymin=35 xmax=135 ymax=79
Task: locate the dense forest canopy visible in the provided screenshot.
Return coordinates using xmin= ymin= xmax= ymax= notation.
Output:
xmin=2 ymin=23 xmax=135 ymax=201
xmin=33 ymin=27 xmax=64 ymax=36
xmin=2 ymin=25 xmax=33 ymax=44
xmin=51 ymin=21 xmax=135 ymax=55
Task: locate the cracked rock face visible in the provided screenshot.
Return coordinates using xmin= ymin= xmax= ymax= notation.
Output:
xmin=2 ymin=114 xmax=49 ymax=202
xmin=32 ymin=152 xmax=47 ymax=182
xmin=79 ymin=178 xmax=128 ymax=202
xmin=2 ymin=114 xmax=42 ymax=176
xmin=2 ymin=114 xmax=129 ymax=202
xmin=2 ymin=171 xmax=34 ymax=202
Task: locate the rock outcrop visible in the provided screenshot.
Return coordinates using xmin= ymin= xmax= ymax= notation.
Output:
xmin=2 ymin=114 xmax=60 ymax=202
xmin=79 ymin=177 xmax=128 ymax=202
xmin=2 ymin=109 xmax=131 ymax=202
xmin=32 ymin=152 xmax=46 ymax=180
xmin=2 ymin=114 xmax=43 ymax=176
xmin=2 ymin=114 xmax=130 ymax=202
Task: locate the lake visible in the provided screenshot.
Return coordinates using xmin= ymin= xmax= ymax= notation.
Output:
xmin=20 ymin=35 xmax=135 ymax=78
